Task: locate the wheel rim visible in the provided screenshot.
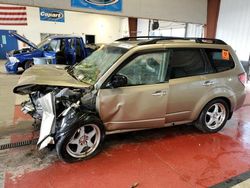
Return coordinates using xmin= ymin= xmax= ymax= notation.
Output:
xmin=66 ymin=124 xmax=101 ymax=158
xmin=205 ymin=103 xmax=226 ymax=130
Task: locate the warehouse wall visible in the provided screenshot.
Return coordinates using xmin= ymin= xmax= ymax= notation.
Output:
xmin=0 ymin=6 xmax=124 ymax=47
xmin=216 ymin=0 xmax=250 ymax=61
xmin=0 ymin=0 xmax=207 ymax=24
xmin=137 ymin=19 xmax=204 ymax=38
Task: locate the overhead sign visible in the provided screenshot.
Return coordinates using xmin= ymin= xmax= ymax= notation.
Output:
xmin=71 ymin=0 xmax=122 ymax=12
xmin=40 ymin=8 xmax=65 ymax=23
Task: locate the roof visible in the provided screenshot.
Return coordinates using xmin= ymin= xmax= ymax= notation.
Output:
xmin=111 ymin=40 xmax=147 ymax=49
xmin=47 ymin=34 xmax=83 ymax=40
xmin=115 ymin=36 xmax=227 ymax=46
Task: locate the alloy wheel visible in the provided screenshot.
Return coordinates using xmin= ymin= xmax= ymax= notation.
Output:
xmin=205 ymin=103 xmax=226 ymax=130
xmin=66 ymin=124 xmax=101 ymax=158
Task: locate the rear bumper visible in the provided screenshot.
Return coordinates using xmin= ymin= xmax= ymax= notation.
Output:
xmin=227 ymin=89 xmax=246 ymax=120
xmin=234 ymin=89 xmax=247 ymax=111
xmin=5 ymin=60 xmax=18 ymax=73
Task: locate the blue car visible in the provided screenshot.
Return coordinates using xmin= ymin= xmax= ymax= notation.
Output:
xmin=5 ymin=32 xmax=91 ymax=73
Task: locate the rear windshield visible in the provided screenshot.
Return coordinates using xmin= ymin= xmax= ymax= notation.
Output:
xmin=204 ymin=48 xmax=235 ymax=72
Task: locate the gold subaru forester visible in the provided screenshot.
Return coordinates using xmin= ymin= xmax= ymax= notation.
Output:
xmin=14 ymin=37 xmax=247 ymax=162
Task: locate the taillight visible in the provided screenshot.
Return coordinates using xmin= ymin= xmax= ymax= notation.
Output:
xmin=238 ymin=72 xmax=247 ymax=86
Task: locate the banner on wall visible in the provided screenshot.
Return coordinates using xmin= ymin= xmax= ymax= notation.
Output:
xmin=0 ymin=5 xmax=27 ymax=26
xmin=40 ymin=8 xmax=65 ymax=23
xmin=71 ymin=0 xmax=122 ymax=12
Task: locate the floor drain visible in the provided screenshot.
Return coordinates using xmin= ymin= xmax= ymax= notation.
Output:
xmin=0 ymin=138 xmax=38 ymax=150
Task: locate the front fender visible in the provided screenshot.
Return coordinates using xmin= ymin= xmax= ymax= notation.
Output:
xmin=190 ymin=86 xmax=236 ymax=121
xmin=55 ymin=110 xmax=96 ymax=141
xmin=5 ymin=60 xmax=19 ymax=73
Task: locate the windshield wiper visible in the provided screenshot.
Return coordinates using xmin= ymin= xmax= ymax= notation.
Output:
xmin=65 ymin=61 xmax=81 ymax=71
xmin=67 ymin=68 xmax=78 ymax=80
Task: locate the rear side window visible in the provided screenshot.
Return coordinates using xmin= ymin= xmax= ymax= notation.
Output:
xmin=168 ymin=48 xmax=205 ymax=79
xmin=204 ymin=49 xmax=235 ymax=72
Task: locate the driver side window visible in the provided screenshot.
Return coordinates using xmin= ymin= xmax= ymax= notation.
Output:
xmin=118 ymin=51 xmax=169 ymax=86
xmin=47 ymin=39 xmax=61 ymax=52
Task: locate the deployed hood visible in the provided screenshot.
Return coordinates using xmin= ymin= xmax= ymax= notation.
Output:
xmin=14 ymin=65 xmax=91 ymax=94
xmin=10 ymin=31 xmax=38 ymax=49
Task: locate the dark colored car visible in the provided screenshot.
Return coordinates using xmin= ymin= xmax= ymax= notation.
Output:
xmin=5 ymin=32 xmax=90 ymax=73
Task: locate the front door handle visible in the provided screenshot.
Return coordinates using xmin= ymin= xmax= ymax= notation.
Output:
xmin=203 ymin=80 xmax=215 ymax=86
xmin=152 ymin=90 xmax=167 ymax=96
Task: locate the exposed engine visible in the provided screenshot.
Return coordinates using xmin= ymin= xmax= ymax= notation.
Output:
xmin=20 ymin=86 xmax=97 ymax=149
xmin=7 ymin=48 xmax=32 ymax=57
xmin=21 ymin=87 xmax=84 ymax=120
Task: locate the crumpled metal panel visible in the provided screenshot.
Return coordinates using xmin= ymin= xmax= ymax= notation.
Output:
xmin=13 ymin=65 xmax=90 ymax=94
xmin=37 ymin=92 xmax=56 ymax=149
xmin=98 ymin=83 xmax=169 ymax=131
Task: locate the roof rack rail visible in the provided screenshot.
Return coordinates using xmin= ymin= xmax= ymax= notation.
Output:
xmin=116 ymin=36 xmax=227 ymax=45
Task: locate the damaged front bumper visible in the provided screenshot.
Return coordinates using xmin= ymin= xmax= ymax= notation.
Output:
xmin=35 ymin=89 xmax=83 ymax=150
xmin=5 ymin=60 xmax=19 ymax=73
xmin=20 ymin=86 xmax=95 ymax=150
xmin=37 ymin=92 xmax=56 ymax=149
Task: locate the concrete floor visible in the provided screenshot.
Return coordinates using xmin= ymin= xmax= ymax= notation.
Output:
xmin=1 ymin=60 xmax=250 ymax=188
xmin=0 ymin=61 xmax=27 ymax=128
xmin=0 ymin=61 xmax=19 ymax=128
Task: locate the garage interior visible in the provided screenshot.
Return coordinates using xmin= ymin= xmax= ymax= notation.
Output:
xmin=0 ymin=0 xmax=250 ymax=187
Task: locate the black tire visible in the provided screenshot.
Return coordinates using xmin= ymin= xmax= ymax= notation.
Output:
xmin=24 ymin=60 xmax=34 ymax=70
xmin=56 ymin=116 xmax=105 ymax=163
xmin=195 ymin=99 xmax=229 ymax=133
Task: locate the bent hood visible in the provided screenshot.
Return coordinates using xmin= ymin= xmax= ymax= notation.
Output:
xmin=10 ymin=31 xmax=38 ymax=49
xmin=14 ymin=65 xmax=91 ymax=94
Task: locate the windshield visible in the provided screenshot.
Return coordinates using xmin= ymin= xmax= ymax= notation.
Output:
xmin=72 ymin=45 xmax=128 ymax=85
xmin=37 ymin=39 xmax=51 ymax=50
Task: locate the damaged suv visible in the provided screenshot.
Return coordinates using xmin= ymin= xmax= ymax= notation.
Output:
xmin=14 ymin=37 xmax=247 ymax=163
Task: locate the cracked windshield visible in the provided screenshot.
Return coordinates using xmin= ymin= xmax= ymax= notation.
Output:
xmin=73 ymin=45 xmax=128 ymax=84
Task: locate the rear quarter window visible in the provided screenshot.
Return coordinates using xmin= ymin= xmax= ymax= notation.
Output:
xmin=204 ymin=48 xmax=235 ymax=72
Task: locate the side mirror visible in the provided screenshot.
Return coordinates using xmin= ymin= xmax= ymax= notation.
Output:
xmin=109 ymin=74 xmax=128 ymax=88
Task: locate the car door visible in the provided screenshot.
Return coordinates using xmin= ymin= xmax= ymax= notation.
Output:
xmin=98 ymin=50 xmax=170 ymax=131
xmin=75 ymin=38 xmax=85 ymax=62
xmin=165 ymin=48 xmax=209 ymax=123
xmin=66 ymin=38 xmax=76 ymax=65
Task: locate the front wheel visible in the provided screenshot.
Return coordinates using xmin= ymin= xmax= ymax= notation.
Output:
xmin=56 ymin=116 xmax=105 ymax=163
xmin=24 ymin=60 xmax=34 ymax=70
xmin=195 ymin=99 xmax=229 ymax=133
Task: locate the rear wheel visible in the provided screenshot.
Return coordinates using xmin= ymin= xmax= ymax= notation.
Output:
xmin=195 ymin=99 xmax=229 ymax=133
xmin=24 ymin=60 xmax=34 ymax=70
xmin=56 ymin=116 xmax=105 ymax=163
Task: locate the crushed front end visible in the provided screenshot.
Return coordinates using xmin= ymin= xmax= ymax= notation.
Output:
xmin=5 ymin=56 xmax=20 ymax=73
xmin=18 ymin=86 xmax=97 ymax=150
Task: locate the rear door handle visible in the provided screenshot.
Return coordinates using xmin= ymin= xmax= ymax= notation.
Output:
xmin=203 ymin=80 xmax=215 ymax=86
xmin=152 ymin=90 xmax=167 ymax=96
